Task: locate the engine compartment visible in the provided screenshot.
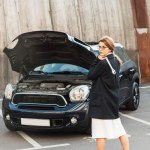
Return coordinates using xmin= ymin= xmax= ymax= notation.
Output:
xmin=16 ymin=82 xmax=72 ymax=92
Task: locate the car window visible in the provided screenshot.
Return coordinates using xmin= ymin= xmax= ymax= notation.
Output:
xmin=114 ymin=46 xmax=130 ymax=63
xmin=93 ymin=51 xmax=99 ymax=56
xmin=91 ymin=44 xmax=130 ymax=64
xmin=34 ymin=63 xmax=89 ymax=74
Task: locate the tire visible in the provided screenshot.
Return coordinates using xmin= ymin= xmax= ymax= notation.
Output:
xmin=82 ymin=125 xmax=91 ymax=135
xmin=80 ymin=119 xmax=91 ymax=135
xmin=125 ymin=82 xmax=140 ymax=110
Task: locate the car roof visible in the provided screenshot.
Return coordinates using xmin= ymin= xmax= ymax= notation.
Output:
xmin=88 ymin=42 xmax=124 ymax=50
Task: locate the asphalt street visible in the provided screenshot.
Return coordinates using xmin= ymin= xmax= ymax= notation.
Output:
xmin=0 ymin=85 xmax=150 ymax=150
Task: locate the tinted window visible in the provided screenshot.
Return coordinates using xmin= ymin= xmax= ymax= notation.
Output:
xmin=94 ymin=51 xmax=99 ymax=56
xmin=91 ymin=43 xmax=130 ymax=64
xmin=114 ymin=46 xmax=130 ymax=63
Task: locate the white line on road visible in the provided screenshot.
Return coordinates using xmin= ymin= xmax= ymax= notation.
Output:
xmin=17 ymin=129 xmax=70 ymax=150
xmin=17 ymin=131 xmax=42 ymax=148
xmin=0 ymin=108 xmax=2 ymax=117
xmin=17 ymin=143 xmax=70 ymax=150
xmin=120 ymin=112 xmax=150 ymax=126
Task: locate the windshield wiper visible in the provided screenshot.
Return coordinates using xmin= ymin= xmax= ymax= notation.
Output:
xmin=50 ymin=71 xmax=85 ymax=75
xmin=30 ymin=70 xmax=48 ymax=75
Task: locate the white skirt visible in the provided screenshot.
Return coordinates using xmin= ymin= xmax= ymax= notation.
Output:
xmin=92 ymin=118 xmax=126 ymax=139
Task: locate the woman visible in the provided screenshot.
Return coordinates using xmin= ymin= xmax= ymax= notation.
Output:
xmin=87 ymin=36 xmax=129 ymax=150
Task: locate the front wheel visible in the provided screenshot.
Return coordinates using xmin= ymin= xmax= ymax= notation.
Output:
xmin=125 ymin=82 xmax=140 ymax=110
xmin=81 ymin=119 xmax=91 ymax=135
xmin=82 ymin=124 xmax=91 ymax=135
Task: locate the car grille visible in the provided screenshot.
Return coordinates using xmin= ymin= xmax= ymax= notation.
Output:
xmin=12 ymin=93 xmax=67 ymax=107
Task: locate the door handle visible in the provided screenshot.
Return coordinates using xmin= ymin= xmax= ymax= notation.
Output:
xmin=119 ymin=74 xmax=123 ymax=78
xmin=129 ymin=68 xmax=135 ymax=74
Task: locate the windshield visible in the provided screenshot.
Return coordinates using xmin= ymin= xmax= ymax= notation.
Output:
xmin=32 ymin=63 xmax=89 ymax=75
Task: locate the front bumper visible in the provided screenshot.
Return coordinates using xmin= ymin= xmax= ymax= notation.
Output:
xmin=2 ymin=99 xmax=90 ymax=132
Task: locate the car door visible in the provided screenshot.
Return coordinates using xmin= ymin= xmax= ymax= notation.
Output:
xmin=119 ymin=62 xmax=132 ymax=104
xmin=114 ymin=45 xmax=132 ymax=104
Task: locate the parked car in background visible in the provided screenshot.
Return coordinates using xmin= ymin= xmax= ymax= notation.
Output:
xmin=2 ymin=31 xmax=140 ymax=133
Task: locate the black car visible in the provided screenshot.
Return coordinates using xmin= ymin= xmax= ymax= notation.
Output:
xmin=2 ymin=31 xmax=140 ymax=133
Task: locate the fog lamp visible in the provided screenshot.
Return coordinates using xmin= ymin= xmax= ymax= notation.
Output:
xmin=70 ymin=117 xmax=77 ymax=124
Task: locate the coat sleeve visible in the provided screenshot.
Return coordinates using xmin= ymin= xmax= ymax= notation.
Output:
xmin=87 ymin=57 xmax=107 ymax=80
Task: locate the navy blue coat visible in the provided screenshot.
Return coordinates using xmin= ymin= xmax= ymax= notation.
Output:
xmin=87 ymin=54 xmax=120 ymax=119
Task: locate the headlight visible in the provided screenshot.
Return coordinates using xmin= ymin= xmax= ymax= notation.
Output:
xmin=69 ymin=85 xmax=89 ymax=102
xmin=4 ymin=83 xmax=16 ymax=99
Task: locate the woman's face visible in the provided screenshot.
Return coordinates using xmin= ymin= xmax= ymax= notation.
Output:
xmin=98 ymin=42 xmax=111 ymax=56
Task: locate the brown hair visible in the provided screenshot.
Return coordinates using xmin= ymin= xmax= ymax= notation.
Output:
xmin=114 ymin=54 xmax=123 ymax=65
xmin=99 ymin=36 xmax=122 ymax=65
xmin=99 ymin=36 xmax=115 ymax=51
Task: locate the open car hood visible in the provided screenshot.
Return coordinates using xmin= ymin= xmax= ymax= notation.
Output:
xmin=3 ymin=31 xmax=96 ymax=75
